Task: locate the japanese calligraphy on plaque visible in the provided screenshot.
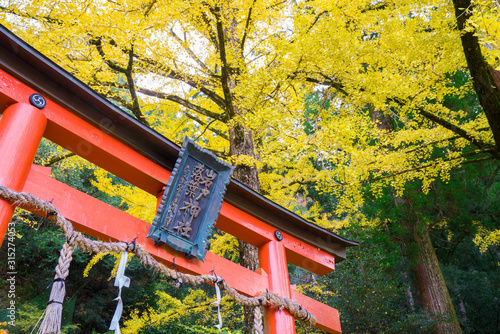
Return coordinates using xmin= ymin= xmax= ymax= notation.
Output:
xmin=147 ymin=137 xmax=234 ymax=261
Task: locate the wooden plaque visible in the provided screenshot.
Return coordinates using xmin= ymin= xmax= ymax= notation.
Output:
xmin=147 ymin=137 xmax=234 ymax=261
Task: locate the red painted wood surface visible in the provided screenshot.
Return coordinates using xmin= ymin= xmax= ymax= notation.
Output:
xmin=21 ymin=165 xmax=341 ymax=333
xmin=0 ymin=68 xmax=336 ymax=276
xmin=259 ymin=241 xmax=296 ymax=334
xmin=218 ymin=204 xmax=335 ymax=275
xmin=0 ymin=69 xmax=169 ymax=195
xmin=291 ymin=290 xmax=341 ymax=333
xmin=0 ymin=103 xmax=46 ymax=245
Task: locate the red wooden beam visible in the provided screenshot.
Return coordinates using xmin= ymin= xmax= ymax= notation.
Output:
xmin=21 ymin=164 xmax=341 ymax=333
xmin=22 ymin=164 xmax=268 ymax=296
xmin=218 ymin=204 xmax=335 ymax=275
xmin=291 ymin=289 xmax=341 ymax=333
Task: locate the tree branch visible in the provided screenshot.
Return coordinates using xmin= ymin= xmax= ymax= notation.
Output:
xmin=144 ymin=0 xmax=157 ymax=16
xmin=109 ymin=95 xmax=138 ymax=114
xmin=134 ymin=55 xmax=227 ymax=110
xmin=0 ymin=5 xmax=64 ymax=24
xmin=391 ymin=97 xmax=498 ymax=158
xmin=90 ymin=37 xmax=128 ymax=73
xmin=214 ymin=6 xmax=236 ymax=118
xmin=241 ymin=0 xmax=257 ymax=51
xmin=91 ymin=79 xmax=227 ymax=122
xmin=360 ymin=1 xmax=388 ymax=13
xmin=366 ymin=150 xmax=493 ymax=183
xmin=266 ymin=0 xmax=287 ymax=10
xmin=303 ymin=73 xmax=349 ymax=96
xmin=195 ymin=118 xmax=217 ymax=140
xmin=169 ymin=28 xmax=211 ymax=73
xmin=199 ymin=10 xmax=220 ymax=51
xmin=403 ymin=128 xmax=491 ymax=154
xmin=415 ymin=105 xmax=490 ymax=151
xmin=305 ymin=11 xmax=328 ymax=34
xmin=88 ymin=81 xmax=138 ymax=113
xmin=184 ymin=111 xmax=228 ymax=140
xmin=307 ymin=72 xmax=498 ymax=158
xmin=41 ymin=151 xmax=76 ymax=167
xmin=136 ymin=87 xmax=227 ymax=122
xmin=125 ymin=47 xmax=151 ymax=126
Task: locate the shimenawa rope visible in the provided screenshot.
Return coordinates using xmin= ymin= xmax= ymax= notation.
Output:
xmin=0 ymin=184 xmax=317 ymax=331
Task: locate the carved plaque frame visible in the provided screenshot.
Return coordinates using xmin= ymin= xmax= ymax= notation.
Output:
xmin=147 ymin=137 xmax=234 ymax=261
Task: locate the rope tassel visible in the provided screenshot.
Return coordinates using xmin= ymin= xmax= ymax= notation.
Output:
xmin=253 ymin=306 xmax=264 ymax=334
xmin=38 ymin=241 xmax=74 ymax=334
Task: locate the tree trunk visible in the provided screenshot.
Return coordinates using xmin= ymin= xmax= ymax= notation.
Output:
xmin=407 ymin=224 xmax=462 ymax=334
xmin=371 ymin=109 xmax=461 ymax=333
xmin=452 ymin=0 xmax=500 ymax=150
xmin=215 ymin=0 xmax=263 ymax=328
xmin=228 ymin=122 xmax=261 ymax=333
xmin=228 ymin=123 xmax=260 ymax=191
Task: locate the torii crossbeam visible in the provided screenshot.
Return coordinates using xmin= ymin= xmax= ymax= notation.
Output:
xmin=0 ymin=25 xmax=357 ymax=334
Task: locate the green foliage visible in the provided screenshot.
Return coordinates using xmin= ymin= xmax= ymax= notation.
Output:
xmin=140 ymin=323 xmax=237 ymax=333
xmin=0 ymin=291 xmax=78 ymax=334
xmin=441 ymin=239 xmax=500 ymax=334
xmin=357 ymin=159 xmax=500 ymax=333
xmin=124 ymin=288 xmax=243 ymax=333
xmin=296 ymin=224 xmax=438 ymax=334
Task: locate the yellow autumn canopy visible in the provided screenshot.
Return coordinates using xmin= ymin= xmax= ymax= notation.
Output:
xmin=1 ymin=0 xmax=497 ymax=224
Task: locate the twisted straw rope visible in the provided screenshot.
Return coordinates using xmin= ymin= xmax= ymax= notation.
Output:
xmin=0 ymin=184 xmax=317 ymax=327
xmin=253 ymin=306 xmax=264 ymax=334
xmin=38 ymin=241 xmax=74 ymax=334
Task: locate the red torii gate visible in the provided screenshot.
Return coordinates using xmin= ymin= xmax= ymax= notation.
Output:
xmin=0 ymin=25 xmax=357 ymax=333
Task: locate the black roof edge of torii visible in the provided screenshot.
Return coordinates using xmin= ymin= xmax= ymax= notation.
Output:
xmin=0 ymin=24 xmax=358 ymax=262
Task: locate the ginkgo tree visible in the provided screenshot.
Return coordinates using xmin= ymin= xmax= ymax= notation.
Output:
xmin=0 ymin=0 xmax=308 ymax=330
xmin=1 ymin=0 xmax=500 ymax=333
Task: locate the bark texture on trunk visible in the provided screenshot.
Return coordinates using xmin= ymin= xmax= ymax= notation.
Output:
xmin=408 ymin=225 xmax=462 ymax=334
xmin=228 ymin=124 xmax=261 ymax=191
xmin=229 ymin=122 xmax=261 ymax=333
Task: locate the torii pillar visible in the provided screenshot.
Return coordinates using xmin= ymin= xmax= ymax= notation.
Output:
xmin=0 ymin=102 xmax=47 ymax=245
xmin=259 ymin=240 xmax=295 ymax=333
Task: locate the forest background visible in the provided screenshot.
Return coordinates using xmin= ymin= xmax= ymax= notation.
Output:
xmin=0 ymin=0 xmax=499 ymax=333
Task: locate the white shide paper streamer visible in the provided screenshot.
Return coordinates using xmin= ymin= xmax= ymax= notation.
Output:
xmin=109 ymin=252 xmax=131 ymax=334
xmin=212 ymin=280 xmax=223 ymax=331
